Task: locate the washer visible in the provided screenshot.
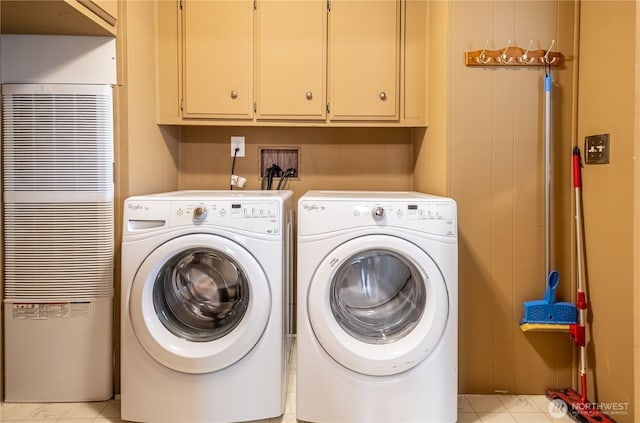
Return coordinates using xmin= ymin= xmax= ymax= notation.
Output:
xmin=297 ymin=191 xmax=458 ymax=423
xmin=121 ymin=190 xmax=293 ymax=423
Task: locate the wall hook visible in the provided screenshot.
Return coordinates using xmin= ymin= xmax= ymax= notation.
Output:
xmin=519 ymin=40 xmax=535 ymax=64
xmin=465 ymin=40 xmax=562 ymax=67
xmin=475 ymin=40 xmax=492 ymax=64
xmin=499 ymin=40 xmax=513 ymax=64
xmin=543 ymin=40 xmax=558 ymax=64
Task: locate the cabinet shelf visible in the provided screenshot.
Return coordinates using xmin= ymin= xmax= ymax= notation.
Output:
xmin=1 ymin=0 xmax=117 ymax=37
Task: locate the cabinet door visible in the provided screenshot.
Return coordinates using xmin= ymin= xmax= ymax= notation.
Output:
xmin=182 ymin=0 xmax=254 ymax=119
xmin=328 ymin=0 xmax=400 ymax=120
xmin=256 ymin=0 xmax=326 ymax=120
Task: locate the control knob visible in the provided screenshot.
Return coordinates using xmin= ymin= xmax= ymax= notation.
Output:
xmin=372 ymin=206 xmax=385 ymax=220
xmin=193 ymin=206 xmax=208 ymax=222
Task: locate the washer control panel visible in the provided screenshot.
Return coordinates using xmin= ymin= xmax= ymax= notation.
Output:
xmin=172 ymin=201 xmax=280 ymax=233
xmin=125 ymin=199 xmax=281 ymax=235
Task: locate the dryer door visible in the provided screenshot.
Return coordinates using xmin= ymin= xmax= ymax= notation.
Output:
xmin=307 ymin=234 xmax=449 ymax=376
xmin=129 ymin=233 xmax=270 ymax=374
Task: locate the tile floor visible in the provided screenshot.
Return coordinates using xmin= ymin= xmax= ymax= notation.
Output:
xmin=0 ymin=394 xmax=573 ymax=422
xmin=0 ymin=344 xmax=571 ymax=423
xmin=0 ymin=387 xmax=573 ymax=423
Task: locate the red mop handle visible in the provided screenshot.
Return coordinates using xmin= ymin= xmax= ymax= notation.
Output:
xmin=573 ymin=147 xmax=582 ymax=188
xmin=576 ymin=291 xmax=587 ymax=309
xmin=569 ymin=323 xmax=585 ymax=346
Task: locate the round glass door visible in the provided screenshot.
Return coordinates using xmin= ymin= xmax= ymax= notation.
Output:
xmin=307 ymin=235 xmax=449 ymax=376
xmin=330 ymin=249 xmax=426 ymax=344
xmin=129 ymin=234 xmax=271 ymax=374
xmin=153 ymin=247 xmax=249 ymax=343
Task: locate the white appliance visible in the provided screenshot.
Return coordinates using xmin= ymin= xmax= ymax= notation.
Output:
xmin=297 ymin=191 xmax=458 ymax=423
xmin=2 ymin=84 xmax=114 ymax=402
xmin=121 ymin=190 xmax=293 ymax=423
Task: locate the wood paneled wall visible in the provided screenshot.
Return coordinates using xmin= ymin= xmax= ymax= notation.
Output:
xmin=416 ymin=0 xmax=579 ymax=394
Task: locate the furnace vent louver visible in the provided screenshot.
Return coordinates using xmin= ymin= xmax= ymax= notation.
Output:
xmin=2 ymin=83 xmax=114 ymax=402
xmin=2 ymin=92 xmax=113 ymax=192
xmin=3 ymin=203 xmax=114 ymax=300
xmin=2 ymin=84 xmax=114 ymax=301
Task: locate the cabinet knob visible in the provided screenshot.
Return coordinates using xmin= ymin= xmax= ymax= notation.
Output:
xmin=230 ymin=90 xmax=238 ymax=99
xmin=305 ymin=91 xmax=313 ymax=100
xmin=379 ymin=91 xmax=387 ymax=101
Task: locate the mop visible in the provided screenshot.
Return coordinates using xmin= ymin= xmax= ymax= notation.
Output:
xmin=545 ymin=147 xmax=616 ymax=423
xmin=520 ymin=66 xmax=576 ymax=332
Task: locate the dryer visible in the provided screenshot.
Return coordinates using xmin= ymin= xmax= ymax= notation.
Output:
xmin=121 ymin=190 xmax=293 ymax=423
xmin=297 ymin=191 xmax=458 ymax=423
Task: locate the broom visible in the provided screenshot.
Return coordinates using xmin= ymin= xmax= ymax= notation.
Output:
xmin=545 ymin=147 xmax=616 ymax=423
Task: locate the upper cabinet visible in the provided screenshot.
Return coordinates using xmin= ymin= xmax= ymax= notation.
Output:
xmin=182 ymin=0 xmax=254 ymax=119
xmin=255 ymin=0 xmax=326 ymax=121
xmin=328 ymin=0 xmax=399 ymax=121
xmin=157 ymin=0 xmax=426 ymax=127
xmin=1 ymin=0 xmax=118 ymax=37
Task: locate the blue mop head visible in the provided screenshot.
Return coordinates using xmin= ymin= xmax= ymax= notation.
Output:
xmin=520 ymin=271 xmax=577 ymax=327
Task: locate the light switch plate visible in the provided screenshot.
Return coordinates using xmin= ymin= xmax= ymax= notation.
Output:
xmin=584 ymin=134 xmax=610 ymax=164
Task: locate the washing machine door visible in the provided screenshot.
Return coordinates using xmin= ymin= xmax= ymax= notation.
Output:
xmin=307 ymin=234 xmax=449 ymax=376
xmin=129 ymin=233 xmax=271 ymax=374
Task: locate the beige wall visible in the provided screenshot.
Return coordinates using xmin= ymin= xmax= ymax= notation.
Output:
xmin=437 ymin=0 xmax=577 ymax=394
xmin=114 ymin=0 xmax=180 ymax=393
xmin=0 ymin=0 xmax=3 ymax=402
xmin=119 ymin=3 xmax=639 ymax=418
xmin=18 ymin=0 xmax=631 ymax=413
xmin=636 ymin=1 xmax=640 ymax=417
xmin=157 ymin=0 xmax=583 ymax=398
xmin=120 ymin=0 xmax=179 ymax=199
xmin=130 ymin=2 xmax=640 ymax=418
xmin=413 ymin=0 xmax=450 ymax=196
xmin=175 ymin=0 xmax=580 ymax=396
xmin=177 ymin=126 xmax=414 ymax=336
xmin=577 ymin=1 xmax=635 ymax=418
xmin=178 ymin=126 xmax=413 ymax=196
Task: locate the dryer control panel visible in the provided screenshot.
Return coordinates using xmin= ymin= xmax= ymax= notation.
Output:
xmin=299 ymin=199 xmax=457 ymax=238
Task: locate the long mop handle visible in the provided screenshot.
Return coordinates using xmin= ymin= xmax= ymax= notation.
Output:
xmin=573 ymin=147 xmax=588 ymax=403
xmin=545 ymin=73 xmax=552 ymax=279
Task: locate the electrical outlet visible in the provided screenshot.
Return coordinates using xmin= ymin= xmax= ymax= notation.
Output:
xmin=231 ymin=136 xmax=245 ymax=158
xmin=584 ymin=134 xmax=610 ymax=164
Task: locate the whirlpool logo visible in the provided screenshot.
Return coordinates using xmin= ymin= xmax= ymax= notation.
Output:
xmin=127 ymin=202 xmax=148 ymax=212
xmin=302 ymin=203 xmax=325 ymax=211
